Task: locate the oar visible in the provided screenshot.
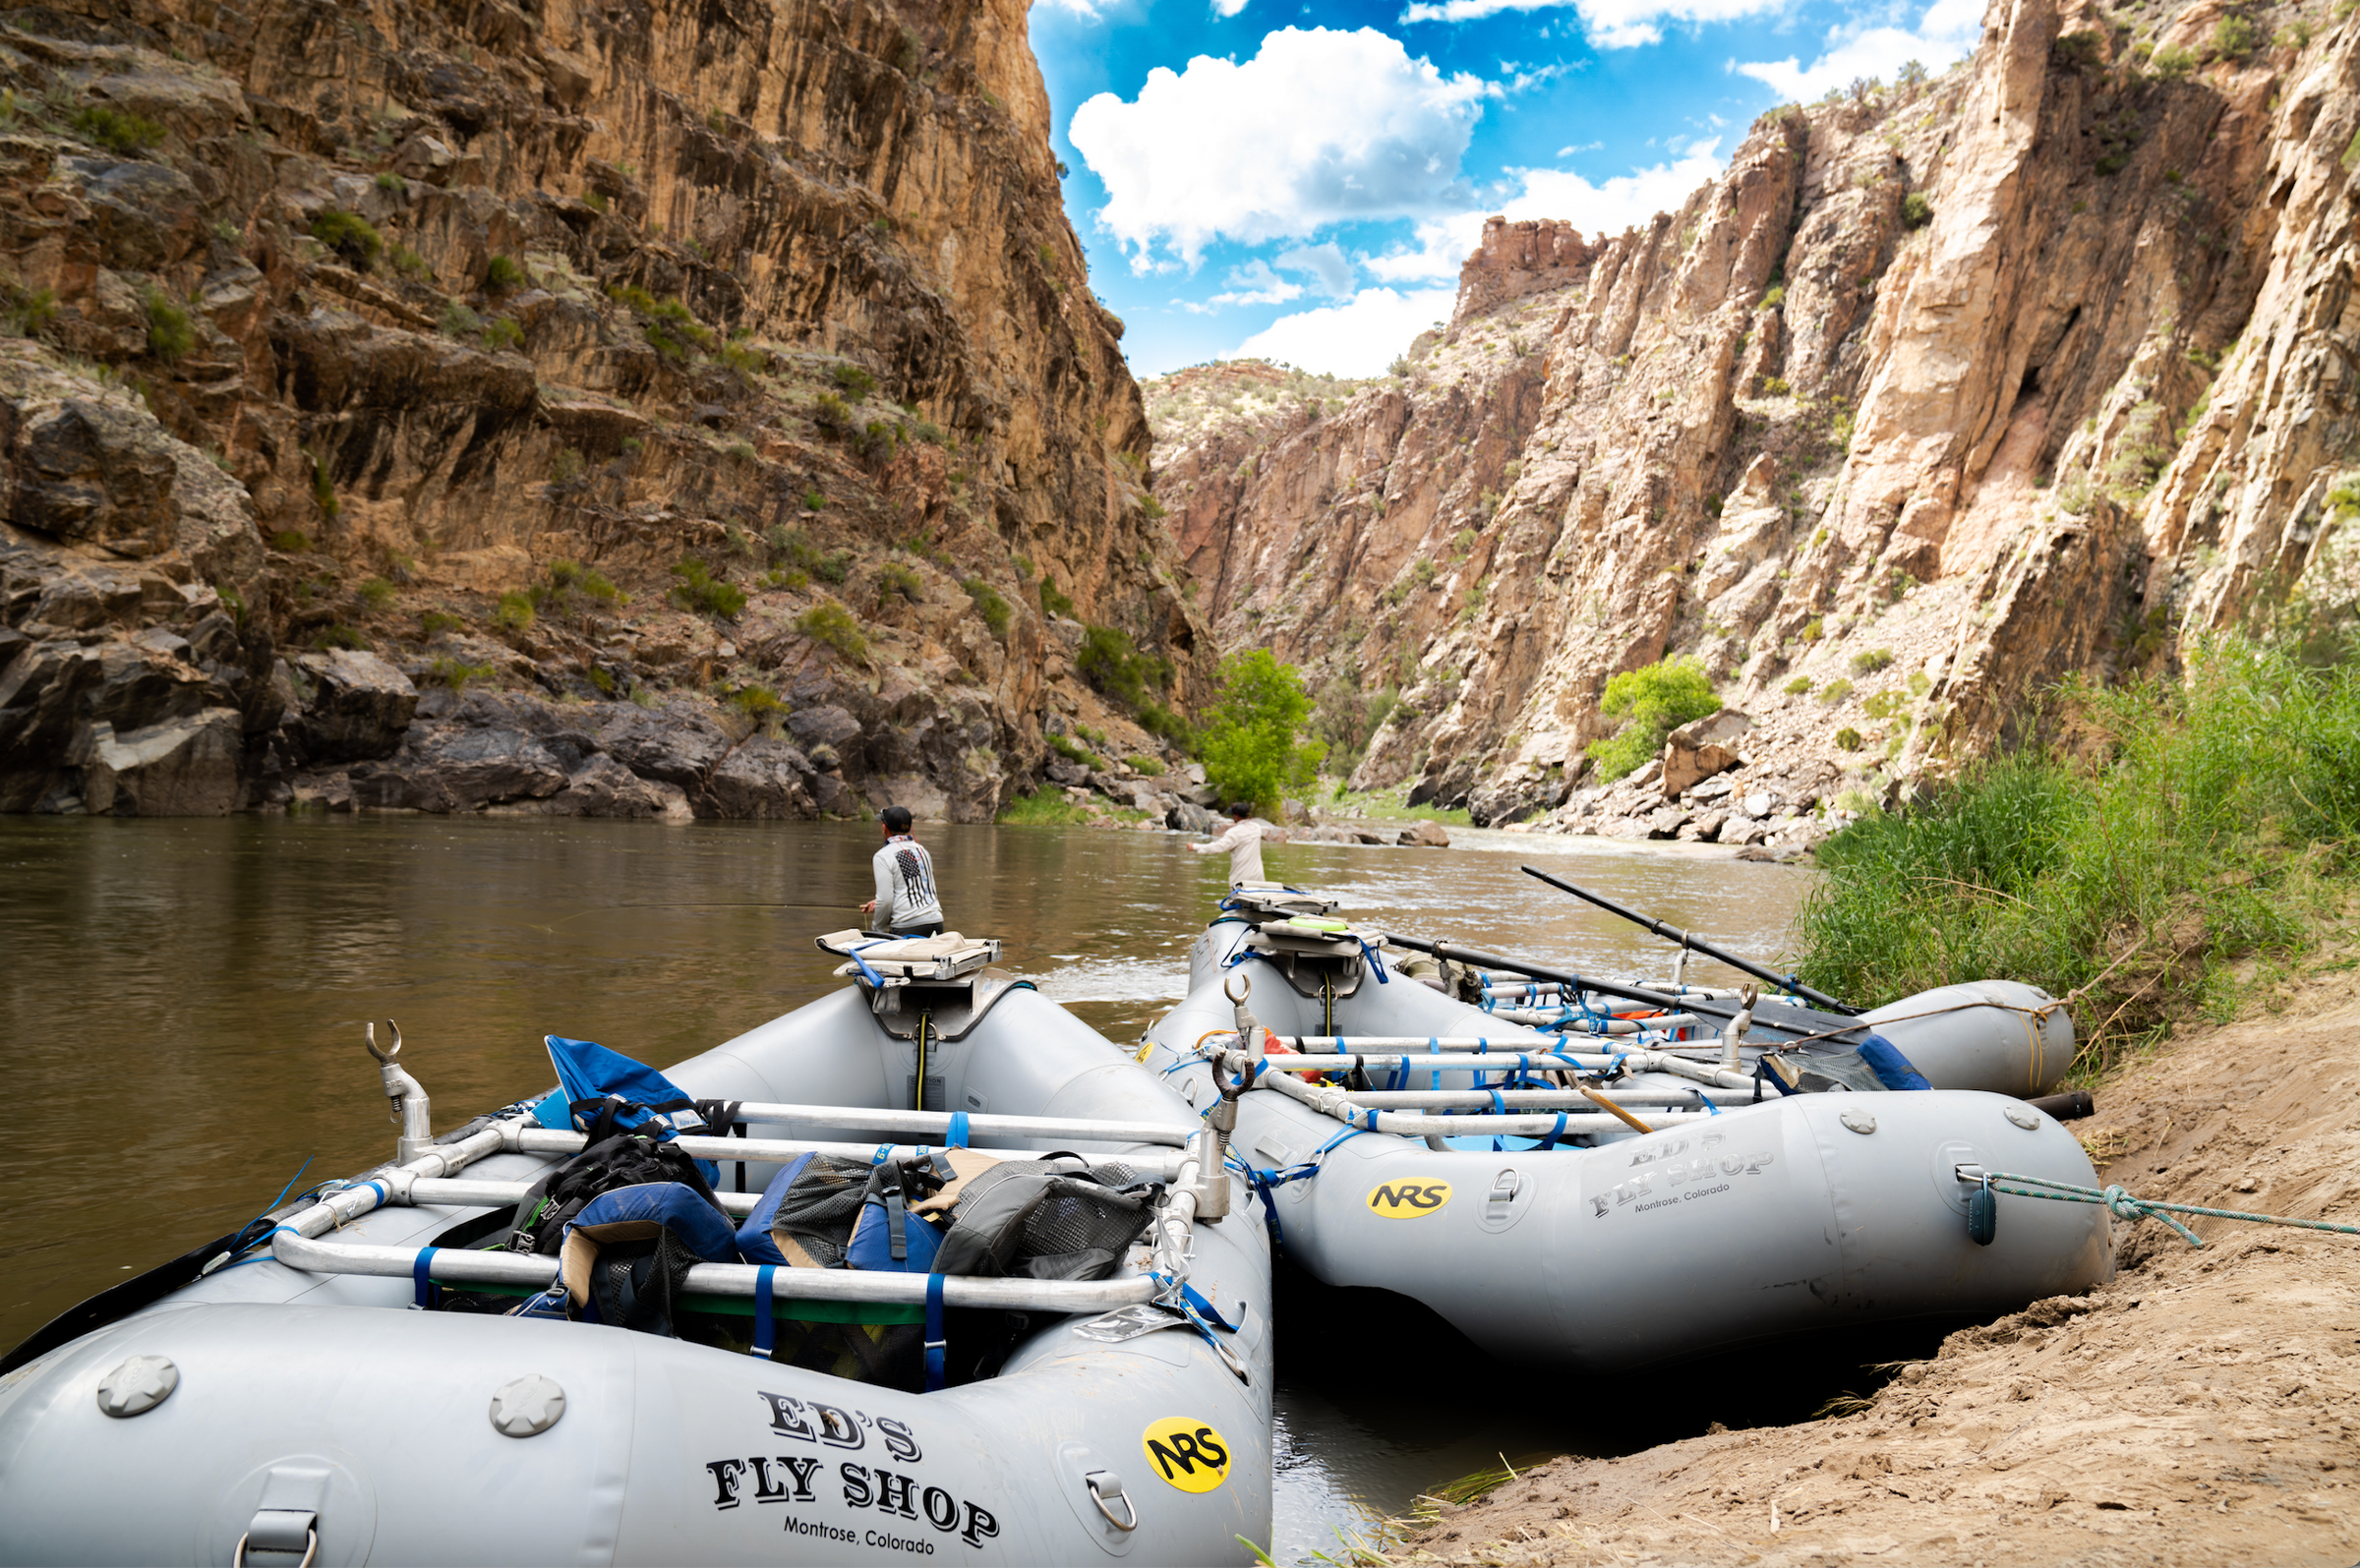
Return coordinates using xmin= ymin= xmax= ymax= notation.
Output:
xmin=1380 ymin=933 xmax=1864 ymax=1045
xmin=1519 ymin=865 xmax=1858 ymax=1016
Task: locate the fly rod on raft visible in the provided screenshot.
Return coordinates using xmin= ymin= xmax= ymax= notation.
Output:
xmin=1518 ymin=864 xmax=1858 ymax=1016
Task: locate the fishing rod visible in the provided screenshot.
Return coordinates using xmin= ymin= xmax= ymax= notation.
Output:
xmin=1519 ymin=864 xmax=1858 ymax=1016
xmin=1380 ymin=933 xmax=1865 ymax=1044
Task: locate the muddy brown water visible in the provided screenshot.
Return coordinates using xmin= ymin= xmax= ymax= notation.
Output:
xmin=0 ymin=815 xmax=1819 ymax=1561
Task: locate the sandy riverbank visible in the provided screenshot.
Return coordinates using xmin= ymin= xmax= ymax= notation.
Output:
xmin=1399 ymin=958 xmax=2360 ymax=1567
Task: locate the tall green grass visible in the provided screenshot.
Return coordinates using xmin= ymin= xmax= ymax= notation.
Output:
xmin=1792 ymin=638 xmax=2360 ymax=1077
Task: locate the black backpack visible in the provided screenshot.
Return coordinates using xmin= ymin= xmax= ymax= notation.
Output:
xmin=507 ymin=1132 xmax=722 ymax=1255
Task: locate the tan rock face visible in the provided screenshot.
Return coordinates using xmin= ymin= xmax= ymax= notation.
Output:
xmin=1156 ymin=0 xmax=2360 ymax=829
xmin=0 ymin=0 xmax=1198 ymax=816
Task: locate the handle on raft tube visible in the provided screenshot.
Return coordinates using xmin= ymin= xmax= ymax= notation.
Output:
xmin=1518 ymin=864 xmax=1858 ymax=1016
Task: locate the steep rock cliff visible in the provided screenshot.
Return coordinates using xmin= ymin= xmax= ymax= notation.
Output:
xmin=1157 ymin=0 xmax=2358 ymax=842
xmin=0 ymin=0 xmax=1201 ymax=819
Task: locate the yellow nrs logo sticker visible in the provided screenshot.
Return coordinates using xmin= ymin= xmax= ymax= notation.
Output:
xmin=1366 ymin=1180 xmax=1451 ymax=1217
xmin=1134 ymin=1041 xmax=1155 ymax=1064
xmin=1142 ymin=1417 xmax=1232 ymax=1492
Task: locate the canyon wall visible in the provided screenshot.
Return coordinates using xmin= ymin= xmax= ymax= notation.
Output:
xmin=1154 ymin=0 xmax=2360 ymax=843
xmin=0 ymin=0 xmax=1201 ymax=820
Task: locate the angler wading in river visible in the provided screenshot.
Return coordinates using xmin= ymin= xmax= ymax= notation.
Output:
xmin=1189 ymin=803 xmax=1267 ymax=885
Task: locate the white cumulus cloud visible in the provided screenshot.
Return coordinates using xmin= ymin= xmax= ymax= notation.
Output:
xmin=1735 ymin=0 xmax=1980 ymax=101
xmin=1209 ymin=0 xmax=1251 ymax=14
xmin=1197 ymin=260 xmax=1306 ymax=311
xmin=1224 ymin=286 xmax=1461 ymax=376
xmin=1396 ymin=0 xmax=1788 ymax=50
xmin=1068 ymin=28 xmax=1492 ymax=267
xmin=1277 ymin=242 xmax=1357 ymax=297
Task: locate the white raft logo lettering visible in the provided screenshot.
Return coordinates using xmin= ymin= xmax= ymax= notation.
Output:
xmin=1593 ymin=1144 xmax=1774 ymax=1218
xmin=705 ymin=1455 xmax=998 ymax=1549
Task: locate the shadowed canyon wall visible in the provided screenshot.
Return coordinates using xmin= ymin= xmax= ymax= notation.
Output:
xmin=0 ymin=0 xmax=1200 ymax=820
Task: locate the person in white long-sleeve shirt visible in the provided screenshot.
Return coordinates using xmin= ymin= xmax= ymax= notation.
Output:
xmin=1188 ymin=801 xmax=1266 ymax=884
xmin=861 ymin=805 xmax=944 ymax=935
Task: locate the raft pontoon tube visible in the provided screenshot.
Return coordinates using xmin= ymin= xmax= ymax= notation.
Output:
xmin=1133 ymin=889 xmax=2111 ymax=1371
xmin=0 ymin=935 xmax=1274 ymax=1567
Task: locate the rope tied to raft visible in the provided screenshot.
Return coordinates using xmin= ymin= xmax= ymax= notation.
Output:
xmin=1980 ymin=1169 xmax=2360 ymax=1248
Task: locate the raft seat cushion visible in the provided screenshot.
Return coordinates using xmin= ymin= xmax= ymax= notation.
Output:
xmin=814 ymin=928 xmax=1001 ymax=980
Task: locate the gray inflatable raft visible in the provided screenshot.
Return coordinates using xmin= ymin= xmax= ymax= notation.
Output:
xmin=0 ymin=933 xmax=1272 ymax=1566
xmin=1139 ymin=897 xmax=2110 ymax=1371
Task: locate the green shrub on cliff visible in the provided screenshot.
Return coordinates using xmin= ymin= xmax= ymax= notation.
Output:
xmin=1077 ymin=625 xmax=1172 ymax=711
xmin=72 ymin=104 xmax=164 ymax=156
xmin=144 ymin=287 xmax=194 ymax=362
xmin=311 ymin=209 xmax=384 ymax=269
xmin=494 ymin=591 xmax=534 ymax=632
xmin=796 ymin=601 xmax=867 ymax=661
xmin=1584 ymin=656 xmax=1721 ymax=783
xmin=879 ymin=561 xmax=923 ymax=603
xmin=670 ymin=558 xmax=745 ymax=619
xmin=1794 ymin=638 xmax=2360 ymax=1076
xmin=963 ymin=578 xmax=1012 ymax=639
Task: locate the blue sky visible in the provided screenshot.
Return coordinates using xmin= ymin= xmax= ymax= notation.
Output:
xmin=1029 ymin=0 xmax=1981 ymax=377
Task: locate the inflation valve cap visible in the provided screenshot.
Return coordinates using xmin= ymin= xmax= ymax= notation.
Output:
xmin=490 ymin=1373 xmax=566 ymax=1437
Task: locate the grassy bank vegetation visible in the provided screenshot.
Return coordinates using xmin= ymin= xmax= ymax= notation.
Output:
xmin=1793 ymin=639 xmax=2360 ymax=1078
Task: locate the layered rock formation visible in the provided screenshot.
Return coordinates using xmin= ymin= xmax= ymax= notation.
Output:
xmin=0 ymin=0 xmax=1201 ymax=818
xmin=1154 ymin=0 xmax=2360 ymax=842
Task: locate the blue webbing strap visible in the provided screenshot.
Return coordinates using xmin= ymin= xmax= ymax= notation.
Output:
xmin=1178 ymin=1282 xmax=1242 ymax=1331
xmin=946 ymin=1112 xmax=971 ymax=1149
xmin=752 ymin=1264 xmax=777 ymax=1359
xmin=411 ymin=1247 xmax=440 ymax=1310
xmin=1427 ymin=1037 xmax=1440 ymax=1093
xmin=1487 ymin=1089 xmax=1506 ymax=1115
xmin=1697 ymin=1089 xmax=1722 ymax=1117
xmin=923 ymin=1274 xmax=947 ymax=1392
xmin=1538 ymin=1113 xmax=1568 ymax=1151
xmin=1358 ymin=937 xmax=1390 ymax=982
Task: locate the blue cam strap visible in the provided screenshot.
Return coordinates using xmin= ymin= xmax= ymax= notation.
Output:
xmin=411 ymin=1247 xmax=440 ymax=1310
xmin=923 ymin=1273 xmax=947 ymax=1392
xmin=752 ymin=1264 xmax=777 ymax=1359
xmin=946 ymin=1112 xmax=971 ymax=1149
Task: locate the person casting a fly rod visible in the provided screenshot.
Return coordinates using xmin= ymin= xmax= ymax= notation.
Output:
xmin=862 ymin=805 xmax=944 ymax=936
xmin=1189 ymin=801 xmax=1267 ymax=885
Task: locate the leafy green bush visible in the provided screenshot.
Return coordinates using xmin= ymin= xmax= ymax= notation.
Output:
xmin=771 ymin=528 xmax=852 ymax=584
xmin=419 ymin=610 xmax=464 ymax=636
xmin=311 ymin=209 xmax=384 ymax=269
xmin=145 ymin=287 xmax=194 ymax=361
xmin=1834 ymin=726 xmax=1863 ymax=751
xmin=796 ymin=601 xmax=868 ymax=661
xmin=357 ymin=576 xmax=396 ymax=610
xmin=1127 ymin=754 xmax=1166 ymax=776
xmin=1784 ymin=676 xmax=1813 ymax=696
xmin=480 ymin=317 xmax=523 ymax=351
xmin=428 ymin=656 xmax=496 ymax=691
xmin=376 ymin=171 xmax=408 ymax=195
xmin=494 ymin=591 xmax=535 ymax=631
xmin=963 ymin=578 xmax=1012 ymax=638
xmin=1794 ymin=639 xmax=2360 ymax=1074
xmin=1200 ymin=649 xmax=1324 ymax=814
xmin=485 ymin=256 xmax=525 ymax=290
xmin=1584 ymin=656 xmax=1721 ymax=783
xmin=831 ymin=362 xmax=877 ymax=401
xmin=726 ymin=682 xmax=785 ymax=719
xmin=1047 ymin=732 xmax=1106 ymax=771
xmin=1137 ymin=702 xmax=1196 ymax=754
xmin=1759 ymin=284 xmax=1785 ymax=310
xmin=313 ymin=624 xmax=370 ymax=651
xmin=270 ymin=530 xmax=312 ymax=552
xmin=670 ymin=558 xmax=746 ymax=619
xmin=1851 ymin=648 xmax=1895 ymax=675
xmin=533 ymin=559 xmax=624 ymax=621
xmin=1900 ymin=191 xmax=1932 ymax=229
xmin=1038 ymin=575 xmax=1076 ymax=619
xmin=2211 ymin=14 xmax=2256 ymax=59
xmin=879 ymin=561 xmax=923 ymax=603
xmin=609 ymin=285 xmax=714 ymax=363
xmin=72 ymin=104 xmax=164 ymax=156
xmin=2151 ymin=43 xmax=2196 ymax=78
xmin=998 ymin=786 xmax=1093 ymax=826
xmin=1818 ymin=677 xmax=1855 ymax=705
xmin=3 ymin=283 xmax=56 ymax=338
xmin=1076 ymin=625 xmax=1173 ymax=710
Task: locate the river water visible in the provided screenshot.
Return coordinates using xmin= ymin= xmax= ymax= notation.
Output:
xmin=0 ymin=815 xmax=1815 ymax=1560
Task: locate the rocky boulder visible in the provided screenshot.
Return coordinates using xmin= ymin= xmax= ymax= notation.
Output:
xmin=352 ymin=719 xmax=567 ymax=811
xmin=597 ymin=702 xmax=735 ymax=787
xmin=1400 ymin=819 xmax=1451 ymax=847
xmin=1662 ymin=709 xmax=1752 ymax=800
xmin=540 ymin=753 xmax=689 ymax=820
xmin=76 ymin=707 xmax=242 ymax=815
xmin=1166 ymin=800 xmax=1219 ymax=834
xmin=292 ymin=650 xmax=418 ymax=763
xmin=7 ymin=398 xmax=181 ymax=557
xmin=703 ymin=737 xmax=817 ymax=819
